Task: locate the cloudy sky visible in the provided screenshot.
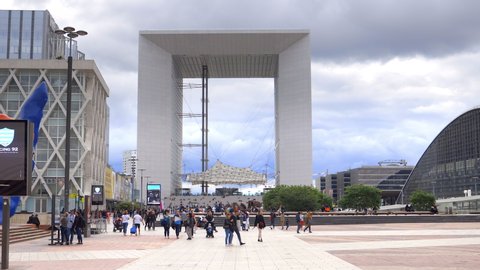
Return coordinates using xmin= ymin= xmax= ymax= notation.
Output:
xmin=4 ymin=0 xmax=480 ymax=177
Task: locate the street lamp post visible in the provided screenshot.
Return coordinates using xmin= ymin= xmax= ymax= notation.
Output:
xmin=55 ymin=26 xmax=87 ymax=212
xmin=128 ymin=156 xmax=138 ymax=202
xmin=138 ymin=169 xmax=146 ymax=209
xmin=473 ymin=177 xmax=479 ymax=196
xmin=432 ymin=180 xmax=436 ymax=198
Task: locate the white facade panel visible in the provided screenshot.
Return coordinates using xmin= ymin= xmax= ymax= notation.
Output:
xmin=138 ymin=35 xmax=182 ymax=200
xmin=276 ymin=35 xmax=312 ymax=186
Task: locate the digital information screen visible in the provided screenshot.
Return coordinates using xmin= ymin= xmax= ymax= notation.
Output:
xmin=91 ymin=185 xmax=104 ymax=205
xmin=146 ymin=183 xmax=161 ymax=205
xmin=0 ymin=120 xmax=32 ymax=195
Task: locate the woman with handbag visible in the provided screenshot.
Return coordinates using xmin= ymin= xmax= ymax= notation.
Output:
xmin=254 ymin=209 xmax=266 ymax=242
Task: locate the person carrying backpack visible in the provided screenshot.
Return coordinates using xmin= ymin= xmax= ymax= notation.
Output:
xmin=173 ymin=210 xmax=183 ymax=239
xmin=163 ymin=210 xmax=171 ymax=238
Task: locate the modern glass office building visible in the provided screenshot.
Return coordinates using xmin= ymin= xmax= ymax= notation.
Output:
xmin=321 ymin=164 xmax=413 ymax=205
xmin=0 ymin=10 xmax=109 ymax=213
xmin=401 ymin=108 xmax=480 ymax=202
xmin=0 ymin=10 xmax=83 ymax=60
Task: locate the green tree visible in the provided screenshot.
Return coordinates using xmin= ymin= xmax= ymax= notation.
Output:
xmin=263 ymin=185 xmax=332 ymax=211
xmin=114 ymin=201 xmax=140 ymax=212
xmin=410 ymin=190 xmax=436 ymax=211
xmin=339 ymin=184 xmax=381 ymax=211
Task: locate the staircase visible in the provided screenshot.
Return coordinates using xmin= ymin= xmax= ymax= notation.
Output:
xmin=0 ymin=224 xmax=51 ymax=245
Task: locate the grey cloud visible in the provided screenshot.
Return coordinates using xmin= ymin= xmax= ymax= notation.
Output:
xmin=60 ymin=0 xmax=480 ymax=72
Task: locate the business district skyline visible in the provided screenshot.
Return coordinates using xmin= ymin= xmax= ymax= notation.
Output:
xmin=3 ymin=1 xmax=480 ymax=178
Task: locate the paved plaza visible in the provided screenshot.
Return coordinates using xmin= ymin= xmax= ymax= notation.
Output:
xmin=4 ymin=221 xmax=480 ymax=269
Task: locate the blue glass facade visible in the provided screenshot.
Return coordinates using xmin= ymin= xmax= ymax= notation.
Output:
xmin=0 ymin=10 xmax=47 ymax=59
xmin=401 ymin=108 xmax=480 ymax=202
xmin=0 ymin=10 xmax=80 ymax=60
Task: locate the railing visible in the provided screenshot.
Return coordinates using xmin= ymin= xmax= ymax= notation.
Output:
xmin=90 ymin=218 xmax=107 ymax=234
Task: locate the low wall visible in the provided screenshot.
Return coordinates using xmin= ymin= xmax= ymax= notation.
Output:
xmin=10 ymin=213 xmax=50 ymax=225
xmin=208 ymin=214 xmax=480 ymax=227
xmin=164 ymin=195 xmax=262 ymax=209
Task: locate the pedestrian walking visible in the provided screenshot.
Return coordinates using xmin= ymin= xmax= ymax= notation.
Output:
xmin=223 ymin=212 xmax=233 ymax=246
xmin=231 ymin=208 xmax=245 ymax=245
xmin=254 ymin=209 xmax=266 ymax=242
xmin=295 ymin=211 xmax=303 ymax=234
xmin=185 ymin=212 xmax=196 ymax=240
xmin=280 ymin=211 xmax=286 ymax=230
xmin=133 ymin=211 xmax=144 ymax=236
xmin=121 ymin=210 xmax=130 ymax=236
xmin=269 ymin=208 xmax=277 ymax=229
xmin=162 ymin=210 xmax=171 ymax=238
xmin=303 ymin=211 xmax=313 ymax=233
xmin=173 ymin=210 xmax=183 ymax=239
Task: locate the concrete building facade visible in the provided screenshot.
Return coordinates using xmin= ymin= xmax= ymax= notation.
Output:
xmin=0 ymin=10 xmax=109 ymax=212
xmin=122 ymin=149 xmax=137 ymax=176
xmin=138 ymin=30 xmax=312 ymax=196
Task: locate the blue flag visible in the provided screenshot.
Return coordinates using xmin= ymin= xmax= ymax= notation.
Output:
xmin=18 ymin=81 xmax=49 ymax=148
xmin=0 ymin=81 xmax=48 ymax=224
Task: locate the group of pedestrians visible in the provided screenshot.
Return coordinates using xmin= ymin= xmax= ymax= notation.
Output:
xmin=59 ymin=210 xmax=86 ymax=245
xmin=111 ymin=206 xmax=315 ymax=247
xmin=159 ymin=209 xmax=198 ymax=240
xmin=222 ymin=208 xmax=246 ymax=246
xmin=296 ymin=211 xmax=313 ymax=233
xmin=120 ymin=210 xmax=145 ymax=236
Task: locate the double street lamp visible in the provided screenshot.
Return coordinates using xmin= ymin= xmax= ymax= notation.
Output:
xmin=55 ymin=26 xmax=87 ymax=212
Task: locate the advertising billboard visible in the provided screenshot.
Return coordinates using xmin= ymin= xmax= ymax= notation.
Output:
xmin=0 ymin=120 xmax=32 ymax=195
xmin=146 ymin=183 xmax=161 ymax=205
xmin=91 ymin=185 xmax=104 ymax=205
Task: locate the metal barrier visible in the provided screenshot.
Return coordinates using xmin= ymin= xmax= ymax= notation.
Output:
xmin=90 ymin=218 xmax=107 ymax=234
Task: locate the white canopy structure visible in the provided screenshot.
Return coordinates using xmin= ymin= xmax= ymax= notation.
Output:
xmin=187 ymin=161 xmax=266 ymax=185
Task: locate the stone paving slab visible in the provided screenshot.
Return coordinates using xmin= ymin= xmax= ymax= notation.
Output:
xmin=2 ymin=222 xmax=480 ymax=269
xmin=332 ymin=245 xmax=480 ymax=270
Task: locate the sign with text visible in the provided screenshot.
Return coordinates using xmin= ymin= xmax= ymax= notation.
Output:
xmin=146 ymin=183 xmax=161 ymax=205
xmin=91 ymin=185 xmax=104 ymax=205
xmin=0 ymin=120 xmax=32 ymax=195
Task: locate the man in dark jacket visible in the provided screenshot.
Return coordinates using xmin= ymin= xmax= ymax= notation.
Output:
xmin=254 ymin=210 xmax=265 ymax=242
xmin=73 ymin=211 xmax=85 ymax=244
xmin=295 ymin=211 xmax=302 ymax=234
xmin=186 ymin=212 xmax=195 ymax=240
xmin=27 ymin=213 xmax=41 ymax=229
xmin=270 ymin=208 xmax=277 ymax=229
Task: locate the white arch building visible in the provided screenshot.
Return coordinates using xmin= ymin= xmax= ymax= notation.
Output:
xmin=138 ymin=30 xmax=312 ymax=196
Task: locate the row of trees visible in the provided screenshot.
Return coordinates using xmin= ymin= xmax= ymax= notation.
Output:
xmin=263 ymin=184 xmax=436 ymax=212
xmin=338 ymin=185 xmax=436 ymax=211
xmin=263 ymin=185 xmax=333 ymax=211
